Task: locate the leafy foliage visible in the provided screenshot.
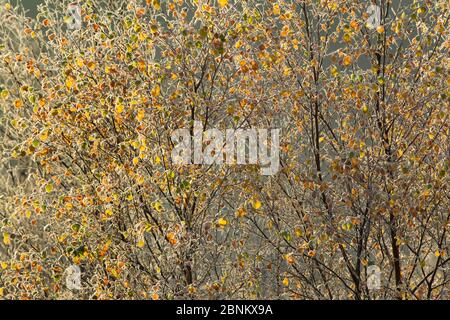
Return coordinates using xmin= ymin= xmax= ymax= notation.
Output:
xmin=0 ymin=0 xmax=448 ymax=300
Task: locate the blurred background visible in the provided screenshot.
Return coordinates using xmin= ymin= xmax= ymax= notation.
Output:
xmin=11 ymin=0 xmax=42 ymax=16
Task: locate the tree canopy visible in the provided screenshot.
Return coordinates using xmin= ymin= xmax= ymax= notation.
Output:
xmin=0 ymin=0 xmax=448 ymax=300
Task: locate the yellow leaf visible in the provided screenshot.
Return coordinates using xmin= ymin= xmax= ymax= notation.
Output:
xmin=137 ymin=238 xmax=145 ymax=248
xmin=273 ymin=4 xmax=281 ymax=15
xmin=138 ymin=32 xmax=148 ymax=41
xmin=132 ymin=157 xmax=139 ymax=165
xmin=45 ymin=183 xmax=53 ymax=193
xmin=167 ymin=170 xmax=175 ymax=179
xmin=218 ymin=0 xmax=228 ymax=8
xmin=1 ymin=262 xmax=8 ymax=270
xmin=331 ymin=66 xmax=338 ymax=77
xmin=131 ymin=140 xmax=140 ymax=149
xmin=282 ymin=277 xmax=289 ymax=286
xmin=1 ymin=89 xmax=9 ymax=99
xmin=343 ymin=55 xmax=352 ymax=67
xmin=151 ymin=84 xmax=161 ymax=97
xmin=65 ymin=76 xmax=75 ymax=90
xmin=3 ymin=232 xmax=11 ymax=246
xmin=343 ymin=33 xmax=351 ymax=43
xmin=153 ymin=201 xmax=163 ymax=212
xmin=116 ymin=103 xmax=124 ymax=114
xmin=87 ymin=61 xmax=96 ymax=70
xmin=218 ymin=217 xmax=228 ymax=227
xmin=152 ymin=0 xmax=161 ymax=11
xmin=252 ymin=200 xmax=262 ymax=210
xmin=150 ymin=24 xmax=158 ymax=34
xmin=136 ymin=175 xmax=145 ymax=185
xmin=136 ymin=109 xmax=145 ymax=121
xmin=281 ymin=25 xmax=290 ymax=37
xmin=39 ymin=130 xmax=49 ymax=142
xmin=75 ymin=57 xmax=84 ymax=68
xmin=188 ymin=285 xmax=197 ymax=294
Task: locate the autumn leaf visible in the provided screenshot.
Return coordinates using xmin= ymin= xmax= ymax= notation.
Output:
xmin=3 ymin=232 xmax=11 ymax=246
xmin=152 ymin=0 xmax=161 ymax=10
xmin=273 ymin=4 xmax=281 ymax=15
xmin=14 ymin=99 xmax=23 ymax=108
xmin=151 ymin=84 xmax=160 ymax=97
xmin=115 ymin=103 xmax=124 ymax=114
xmin=137 ymin=237 xmax=145 ymax=248
xmin=167 ymin=232 xmax=177 ymax=245
xmin=0 ymin=0 xmax=447 ymax=301
xmin=39 ymin=130 xmax=49 ymax=142
xmin=136 ymin=109 xmax=145 ymax=121
xmin=65 ymin=76 xmax=75 ymax=90
xmin=236 ymin=208 xmax=247 ymax=218
xmin=218 ymin=217 xmax=228 ymax=227
xmin=343 ymin=55 xmax=352 ymax=67
xmin=1 ymin=89 xmax=9 ymax=99
xmin=45 ymin=183 xmax=54 ymax=193
xmin=99 ymin=240 xmax=112 ymax=257
xmin=154 ymin=155 xmax=161 ymax=165
xmin=331 ymin=66 xmax=338 ymax=77
xmin=218 ymin=0 xmax=228 ymax=8
xmin=252 ymin=200 xmax=262 ymax=210
xmin=284 ymin=254 xmax=294 ymax=264
xmin=281 ymin=25 xmax=290 ymax=37
xmin=75 ymin=57 xmax=84 ymax=68
xmin=307 ymin=250 xmax=316 ymax=257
